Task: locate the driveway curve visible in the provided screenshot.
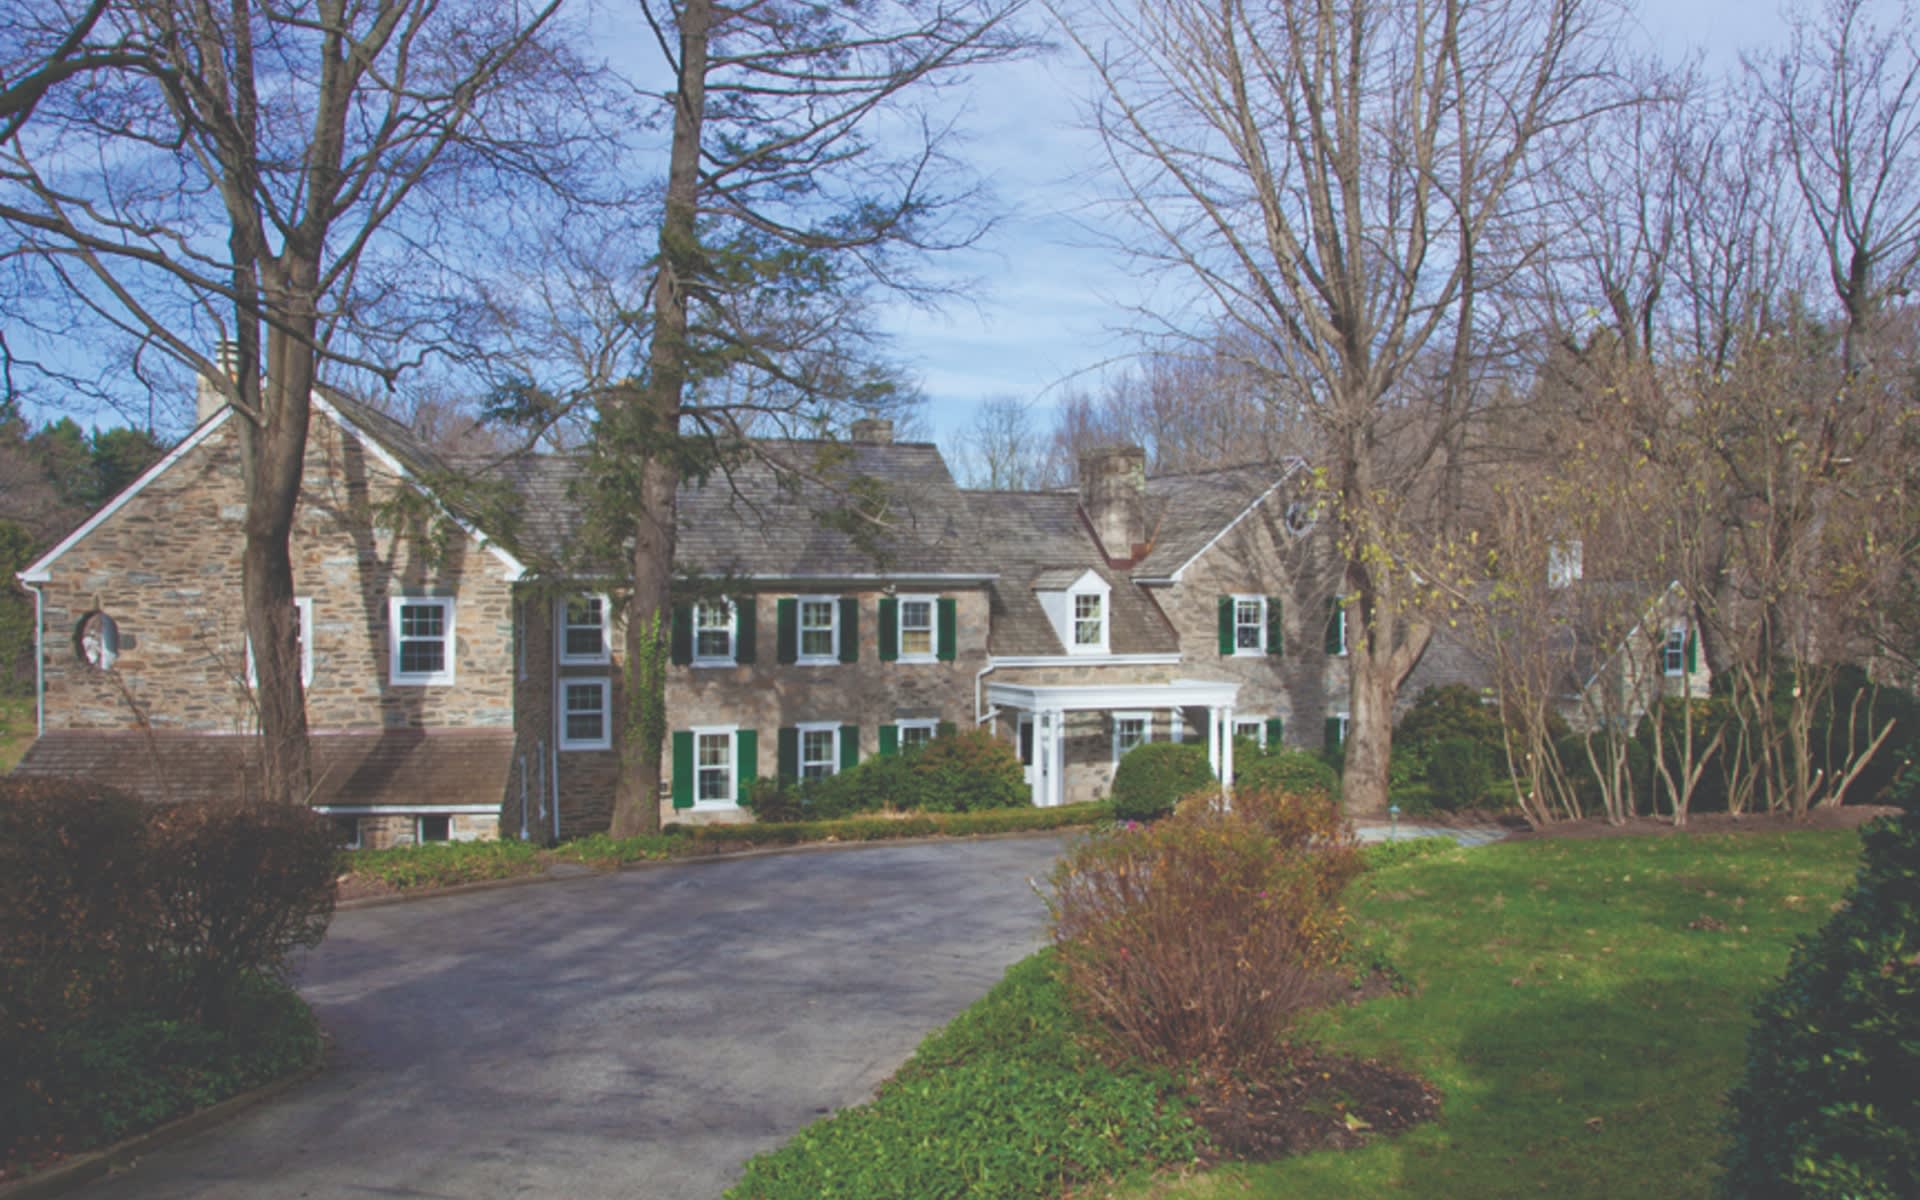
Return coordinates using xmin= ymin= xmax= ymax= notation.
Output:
xmin=77 ymin=835 xmax=1066 ymax=1200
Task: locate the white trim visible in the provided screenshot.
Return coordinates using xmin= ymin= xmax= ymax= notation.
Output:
xmin=558 ymin=593 xmax=612 ymax=665
xmin=796 ymin=594 xmax=840 ymax=664
xmin=742 ymin=572 xmax=997 ymax=584
xmin=988 ymin=678 xmax=1241 ymax=713
xmin=314 ymin=804 xmax=503 ymax=815
xmin=895 ymin=593 xmax=939 ymax=663
xmin=1112 ymin=710 xmax=1151 ymax=765
xmin=17 ymin=408 xmax=236 ymax=583
xmin=389 ymin=595 xmax=456 ymax=686
xmin=1230 ymin=593 xmax=1268 ymax=656
xmin=559 ymin=677 xmax=613 ymax=751
xmin=897 ymin=718 xmax=939 ymax=750
xmin=246 ymin=596 xmax=314 ymax=688
xmin=1233 ymin=715 xmax=1267 ymax=746
xmin=1330 ymin=711 xmax=1351 ymax=749
xmin=796 ymin=719 xmax=842 ymax=781
xmin=988 ymin=653 xmax=1183 ymax=668
xmin=1135 ymin=460 xmax=1304 ymax=584
xmin=692 ymin=725 xmax=740 ymax=809
xmin=414 ymin=813 xmax=457 ymax=843
xmin=1070 ymin=589 xmax=1110 ymax=654
xmin=314 ymin=395 xmax=528 ymax=582
xmin=334 ymin=815 xmax=363 ymax=850
xmin=692 ymin=596 xmax=738 ymax=667
xmin=1663 ymin=626 xmax=1688 ymax=677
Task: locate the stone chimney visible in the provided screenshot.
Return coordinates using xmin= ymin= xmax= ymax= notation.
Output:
xmin=1079 ymin=444 xmax=1148 ymax=564
xmin=849 ymin=417 xmax=894 ymax=445
xmin=195 ymin=340 xmax=241 ymax=425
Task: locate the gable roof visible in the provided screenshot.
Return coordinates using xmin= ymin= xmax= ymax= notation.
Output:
xmin=1131 ymin=460 xmax=1305 ymax=582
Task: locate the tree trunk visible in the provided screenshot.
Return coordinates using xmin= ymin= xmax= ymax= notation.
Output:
xmin=605 ymin=0 xmax=709 ymax=839
xmin=1344 ymin=653 xmax=1397 ymax=816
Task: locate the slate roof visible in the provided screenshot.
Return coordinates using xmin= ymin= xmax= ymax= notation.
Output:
xmin=959 ymin=490 xmax=1178 ymax=656
xmin=11 ymin=728 xmax=514 ymax=809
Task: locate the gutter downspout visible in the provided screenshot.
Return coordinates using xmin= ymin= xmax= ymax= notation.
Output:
xmin=975 ymin=657 xmax=997 ymax=726
xmin=24 ymin=581 xmax=44 ymax=735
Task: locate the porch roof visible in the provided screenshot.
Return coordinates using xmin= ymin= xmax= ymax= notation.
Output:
xmin=986 ymin=678 xmax=1241 ymax=713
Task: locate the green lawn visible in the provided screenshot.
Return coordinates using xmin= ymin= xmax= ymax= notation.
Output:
xmin=0 ymin=694 xmax=33 ymax=773
xmin=1113 ymin=831 xmax=1864 ymax=1199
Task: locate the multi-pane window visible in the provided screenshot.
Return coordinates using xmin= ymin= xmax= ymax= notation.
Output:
xmin=1073 ymin=593 xmax=1104 ymax=647
xmin=694 ymin=599 xmax=735 ymax=663
xmin=391 ymin=597 xmax=454 ymax=684
xmin=416 ymin=814 xmax=451 ymax=843
xmin=1664 ymin=628 xmax=1688 ymax=676
xmin=899 ymin=720 xmax=938 ymax=752
xmin=899 ymin=598 xmax=936 ymax=659
xmin=561 ymin=679 xmax=610 ymax=750
xmin=562 ymin=595 xmax=609 ymax=663
xmin=697 ymin=731 xmax=734 ymax=803
xmin=1235 ymin=718 xmax=1265 ymax=745
xmin=800 ymin=725 xmax=839 ymax=780
xmin=247 ymin=596 xmax=314 ymax=687
xmin=1113 ymin=712 xmax=1149 ymax=763
xmin=799 ymin=598 xmax=837 ymax=660
xmin=1234 ymin=597 xmax=1264 ymax=652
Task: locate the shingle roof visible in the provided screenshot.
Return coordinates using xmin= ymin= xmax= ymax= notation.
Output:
xmin=11 ymin=729 xmax=513 ymax=808
xmin=1132 ymin=461 xmax=1303 ymax=579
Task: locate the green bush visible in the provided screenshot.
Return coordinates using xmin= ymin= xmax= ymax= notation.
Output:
xmin=1110 ymin=741 xmax=1215 ymax=822
xmin=1720 ymin=808 xmax=1920 ymax=1199
xmin=1425 ymin=737 xmax=1494 ymax=811
xmin=762 ymin=729 xmax=1029 ymax=821
xmin=346 ymin=837 xmax=546 ymax=888
xmin=728 ymin=954 xmax=1199 ymax=1199
xmin=1049 ymin=786 xmax=1363 ymax=1082
xmin=1396 ymin=684 xmax=1507 ymax=751
xmin=1234 ymin=748 xmax=1341 ymax=799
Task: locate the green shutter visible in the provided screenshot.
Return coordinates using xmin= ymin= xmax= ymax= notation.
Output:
xmin=1325 ymin=716 xmax=1343 ymax=750
xmin=1325 ymin=596 xmax=1344 ymax=655
xmin=778 ymin=726 xmax=799 ymax=782
xmin=1266 ymin=716 xmax=1284 ymax=748
xmin=1266 ymin=596 xmax=1284 ymax=656
xmin=735 ymin=598 xmax=756 ymax=664
xmin=735 ymin=729 xmax=758 ymax=807
xmin=879 ymin=724 xmax=899 ymax=756
xmin=671 ymin=731 xmax=694 ymax=809
xmin=1685 ymin=629 xmax=1698 ymax=674
xmin=670 ymin=604 xmax=693 ymax=666
xmin=878 ymin=597 xmax=899 ymax=662
xmin=1217 ymin=596 xmax=1233 ymax=656
xmin=840 ymin=724 xmax=860 ymax=770
xmin=839 ymin=597 xmax=859 ymax=663
xmin=936 ymin=597 xmax=957 ymax=661
xmin=776 ymin=598 xmax=798 ymax=664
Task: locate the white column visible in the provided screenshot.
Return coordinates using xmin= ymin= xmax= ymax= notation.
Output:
xmin=1206 ymin=705 xmax=1221 ymax=777
xmin=1025 ymin=713 xmax=1045 ymax=809
xmin=1220 ymin=703 xmax=1236 ymax=791
xmin=1047 ymin=708 xmax=1067 ymax=808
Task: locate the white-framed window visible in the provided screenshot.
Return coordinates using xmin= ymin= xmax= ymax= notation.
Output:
xmin=694 ymin=598 xmax=736 ymax=665
xmin=1330 ymin=712 xmax=1351 ymax=750
xmin=334 ymin=815 xmax=362 ymax=850
xmin=798 ymin=721 xmax=841 ymax=781
xmin=560 ymin=594 xmax=611 ymax=665
xmin=898 ymin=719 xmax=939 ymax=752
xmin=389 ymin=596 xmax=455 ymax=686
xmin=416 ymin=813 xmax=452 ymax=843
xmin=1329 ymin=596 xmax=1349 ymax=657
xmin=897 ymin=594 xmax=937 ymax=662
xmin=1235 ymin=717 xmax=1266 ymax=746
xmin=1664 ymin=627 xmax=1688 ymax=677
xmin=1233 ymin=594 xmax=1266 ymax=655
xmin=695 ymin=727 xmax=738 ymax=806
xmin=799 ymin=595 xmax=839 ymax=663
xmin=1073 ymin=591 xmax=1106 ymax=650
xmin=560 ymin=678 xmax=611 ymax=750
xmin=75 ymin=610 xmax=120 ymax=670
xmin=246 ymin=595 xmax=314 ymax=688
xmin=1113 ymin=711 xmax=1150 ymax=764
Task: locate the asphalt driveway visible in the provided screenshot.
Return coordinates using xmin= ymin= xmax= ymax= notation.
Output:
xmin=76 ymin=835 xmax=1067 ymax=1200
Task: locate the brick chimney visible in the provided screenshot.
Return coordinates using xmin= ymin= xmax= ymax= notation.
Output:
xmin=850 ymin=417 xmax=894 ymax=445
xmin=195 ymin=340 xmax=240 ymax=425
xmin=1079 ymin=445 xmax=1148 ymax=564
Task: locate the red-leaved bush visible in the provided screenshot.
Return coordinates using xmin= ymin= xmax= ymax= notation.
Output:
xmin=1048 ymin=785 xmax=1362 ymax=1082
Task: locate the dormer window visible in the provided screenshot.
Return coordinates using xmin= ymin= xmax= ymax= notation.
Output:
xmin=1034 ymin=567 xmax=1111 ymax=656
xmin=1074 ymin=593 xmax=1104 ymax=647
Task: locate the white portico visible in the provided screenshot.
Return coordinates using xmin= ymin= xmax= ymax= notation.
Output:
xmin=986 ymin=678 xmax=1243 ymax=808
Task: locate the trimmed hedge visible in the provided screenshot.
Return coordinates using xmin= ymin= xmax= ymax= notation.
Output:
xmin=754 ymin=729 xmax=1029 ymax=820
xmin=1234 ymin=747 xmax=1341 ymax=799
xmin=1110 ymin=742 xmax=1215 ymax=822
xmin=1720 ymin=806 xmax=1920 ymax=1199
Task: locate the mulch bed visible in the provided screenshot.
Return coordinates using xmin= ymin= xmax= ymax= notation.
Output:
xmin=1184 ymin=1046 xmax=1443 ymax=1165
xmin=1505 ymin=804 xmax=1901 ymax=841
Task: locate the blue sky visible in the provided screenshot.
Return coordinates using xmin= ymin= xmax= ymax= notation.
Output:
xmin=889 ymin=0 xmax=1810 ymax=448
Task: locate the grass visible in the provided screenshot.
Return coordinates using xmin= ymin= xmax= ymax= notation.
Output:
xmin=1111 ymin=830 xmax=1865 ymax=1199
xmin=340 ymin=801 xmax=1113 ymax=894
xmin=0 ymin=694 xmax=34 ymax=773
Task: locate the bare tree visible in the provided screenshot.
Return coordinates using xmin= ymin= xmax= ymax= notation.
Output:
xmin=948 ymin=394 xmax=1056 ymax=489
xmin=1055 ymin=0 xmax=1625 ymax=811
xmin=0 ymin=0 xmax=594 ymax=804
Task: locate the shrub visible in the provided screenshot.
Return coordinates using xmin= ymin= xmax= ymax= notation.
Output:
xmin=1425 ymin=737 xmax=1494 ymax=811
xmin=0 ymin=778 xmax=153 ymax=1030
xmin=1110 ymin=741 xmax=1215 ymax=822
xmin=1396 ymin=684 xmax=1507 ymax=751
xmin=1720 ymin=809 xmax=1920 ymax=1199
xmin=906 ymin=729 xmax=1028 ymax=813
xmin=1048 ymin=786 xmax=1362 ymax=1083
xmin=1234 ymin=748 xmax=1341 ymax=799
xmin=345 ymin=837 xmax=544 ymax=888
xmin=145 ymin=800 xmax=339 ymax=1029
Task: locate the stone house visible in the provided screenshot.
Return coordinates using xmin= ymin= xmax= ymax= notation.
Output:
xmin=12 ymin=390 xmax=1361 ymax=844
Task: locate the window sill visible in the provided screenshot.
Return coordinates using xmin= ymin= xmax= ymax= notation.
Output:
xmin=691 ymin=658 xmax=738 ymax=669
xmin=896 ymin=653 xmax=938 ymax=665
xmin=795 ymin=656 xmax=840 ymax=666
xmin=559 ymin=654 xmax=611 ymax=667
xmin=390 ymin=674 xmax=455 ymax=687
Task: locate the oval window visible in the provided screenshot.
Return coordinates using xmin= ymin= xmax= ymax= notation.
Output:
xmin=75 ymin=610 xmax=120 ymax=670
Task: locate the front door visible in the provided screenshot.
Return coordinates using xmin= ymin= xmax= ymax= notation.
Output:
xmin=1017 ymin=715 xmax=1036 ymax=789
